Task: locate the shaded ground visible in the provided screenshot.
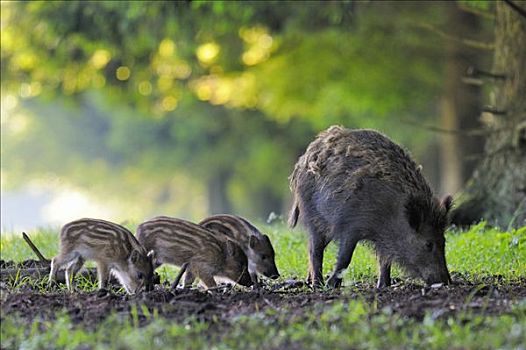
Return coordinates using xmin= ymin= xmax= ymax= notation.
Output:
xmin=1 ymin=260 xmax=525 ymax=328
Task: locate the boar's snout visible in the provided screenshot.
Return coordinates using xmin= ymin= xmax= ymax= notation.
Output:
xmin=424 ymin=269 xmax=451 ymax=286
xmin=264 ymin=266 xmax=280 ymax=279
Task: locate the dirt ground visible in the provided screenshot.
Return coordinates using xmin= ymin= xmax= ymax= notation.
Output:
xmin=1 ymin=260 xmax=525 ymax=328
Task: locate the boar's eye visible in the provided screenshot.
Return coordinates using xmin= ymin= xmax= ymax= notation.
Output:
xmin=137 ymin=272 xmax=144 ymax=280
xmin=425 ymin=242 xmax=434 ymax=252
xmin=261 ymin=255 xmax=267 ymax=261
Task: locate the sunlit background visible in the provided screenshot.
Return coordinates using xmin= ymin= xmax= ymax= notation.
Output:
xmin=1 ymin=1 xmax=492 ymax=232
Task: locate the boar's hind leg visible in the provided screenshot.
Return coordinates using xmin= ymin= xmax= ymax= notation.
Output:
xmin=308 ymin=234 xmax=329 ymax=288
xmin=376 ymin=257 xmax=391 ymax=289
xmin=326 ymin=238 xmax=358 ymax=288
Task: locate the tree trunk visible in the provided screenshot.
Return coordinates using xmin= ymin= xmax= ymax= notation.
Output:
xmin=439 ymin=4 xmax=485 ymax=196
xmin=254 ymin=188 xmax=283 ymax=221
xmin=452 ymin=2 xmax=526 ymax=228
xmin=207 ymin=170 xmax=232 ymax=215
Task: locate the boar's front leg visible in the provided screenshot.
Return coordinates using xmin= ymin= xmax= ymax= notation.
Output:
xmin=376 ymin=257 xmax=391 ymax=289
xmin=326 ymin=237 xmax=358 ymax=288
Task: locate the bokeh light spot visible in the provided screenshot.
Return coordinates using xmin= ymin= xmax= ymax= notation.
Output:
xmin=161 ymin=95 xmax=178 ymax=111
xmin=138 ymin=81 xmax=153 ymax=96
xmin=196 ymin=42 xmax=220 ymax=65
xmin=91 ymin=49 xmax=111 ymax=69
xmin=159 ymin=39 xmax=176 ymax=57
xmin=116 ymin=66 xmax=131 ymax=81
xmin=174 ymin=63 xmax=192 ymax=79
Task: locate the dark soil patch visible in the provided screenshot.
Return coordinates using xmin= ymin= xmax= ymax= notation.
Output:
xmin=1 ymin=261 xmax=525 ymax=328
xmin=0 ymin=259 xmax=49 ymax=269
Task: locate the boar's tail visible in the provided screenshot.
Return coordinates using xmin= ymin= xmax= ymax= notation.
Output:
xmin=288 ymin=200 xmax=300 ymax=228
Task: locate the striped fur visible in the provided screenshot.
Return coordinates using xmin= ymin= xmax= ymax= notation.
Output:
xmin=49 ymin=218 xmax=154 ymax=294
xmin=199 ymin=214 xmax=279 ymax=287
xmin=136 ymin=216 xmax=252 ymax=289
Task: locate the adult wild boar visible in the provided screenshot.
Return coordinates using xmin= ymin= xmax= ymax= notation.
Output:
xmin=289 ymin=126 xmax=452 ymax=288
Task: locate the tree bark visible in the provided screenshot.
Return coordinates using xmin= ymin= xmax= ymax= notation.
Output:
xmin=452 ymin=2 xmax=526 ymax=228
xmin=254 ymin=187 xmax=283 ymax=221
xmin=439 ymin=4 xmax=485 ymax=196
xmin=207 ymin=170 xmax=233 ymax=215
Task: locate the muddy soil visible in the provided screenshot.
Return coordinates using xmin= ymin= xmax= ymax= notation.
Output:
xmin=1 ymin=260 xmax=525 ymax=328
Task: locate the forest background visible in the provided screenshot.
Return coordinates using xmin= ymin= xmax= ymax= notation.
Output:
xmin=1 ymin=1 xmax=516 ymax=230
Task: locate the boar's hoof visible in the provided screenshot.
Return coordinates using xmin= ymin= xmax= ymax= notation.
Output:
xmin=96 ymin=288 xmax=110 ymax=298
xmin=376 ymin=278 xmax=391 ymax=289
xmin=326 ymin=275 xmax=342 ymax=289
xmin=310 ymin=278 xmax=325 ymax=289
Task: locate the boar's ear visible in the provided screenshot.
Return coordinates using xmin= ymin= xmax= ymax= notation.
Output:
xmin=405 ymin=195 xmax=424 ymax=231
xmin=249 ymin=235 xmax=259 ymax=249
xmin=262 ymin=235 xmax=272 ymax=244
xmin=441 ymin=195 xmax=453 ymax=213
xmin=226 ymin=240 xmax=236 ymax=256
xmin=129 ymin=250 xmax=141 ymax=264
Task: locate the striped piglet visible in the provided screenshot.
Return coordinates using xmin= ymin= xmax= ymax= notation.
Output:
xmin=136 ymin=216 xmax=252 ymax=289
xmin=199 ymin=214 xmax=279 ymax=288
xmin=49 ymin=218 xmax=155 ymax=294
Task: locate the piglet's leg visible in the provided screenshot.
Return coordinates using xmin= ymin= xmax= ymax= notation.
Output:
xmin=71 ymin=257 xmax=84 ymax=275
xmin=64 ymin=254 xmax=83 ymax=291
xmin=183 ymin=269 xmax=196 ymax=288
xmin=96 ymin=262 xmax=110 ymax=290
xmin=171 ymin=263 xmax=189 ymax=289
xmin=198 ymin=273 xmax=217 ymax=289
xmin=249 ymin=270 xmax=260 ymax=290
xmin=48 ymin=252 xmax=75 ymax=286
xmin=327 ymin=238 xmax=358 ymax=288
xmin=48 ymin=257 xmax=60 ymax=286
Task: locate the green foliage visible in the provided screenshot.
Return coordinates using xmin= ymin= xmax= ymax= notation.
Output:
xmin=0 ymin=1 xmax=472 ymax=218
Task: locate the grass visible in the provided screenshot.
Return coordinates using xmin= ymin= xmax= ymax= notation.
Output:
xmin=2 ymin=299 xmax=525 ymax=350
xmin=1 ymin=222 xmax=525 ymax=349
xmin=3 ymin=221 xmax=524 ymax=282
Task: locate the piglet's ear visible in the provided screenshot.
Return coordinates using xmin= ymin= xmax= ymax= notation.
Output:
xmin=442 ymin=195 xmax=453 ymax=213
xmin=405 ymin=195 xmax=424 ymax=231
xmin=147 ymin=250 xmax=156 ymax=260
xmin=130 ymin=250 xmax=140 ymax=264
